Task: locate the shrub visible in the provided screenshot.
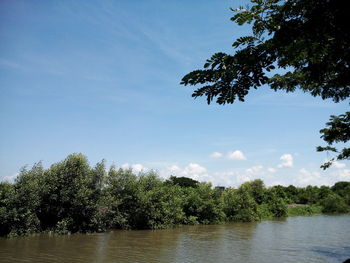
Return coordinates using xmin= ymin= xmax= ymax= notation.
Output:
xmin=287 ymin=205 xmax=323 ymax=217
xmin=320 ymin=193 xmax=349 ymax=213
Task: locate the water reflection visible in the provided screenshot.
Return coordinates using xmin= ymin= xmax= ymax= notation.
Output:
xmin=97 ymin=228 xmax=183 ymax=262
xmin=0 ymin=214 xmax=349 ymax=263
xmin=311 ymin=246 xmax=350 ymax=262
xmin=172 ymin=222 xmax=258 ymax=263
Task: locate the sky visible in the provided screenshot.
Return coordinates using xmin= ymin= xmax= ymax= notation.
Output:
xmin=0 ymin=0 xmax=349 ymax=187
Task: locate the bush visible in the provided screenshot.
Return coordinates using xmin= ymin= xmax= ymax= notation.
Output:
xmin=182 ymin=183 xmax=225 ymax=224
xmin=222 ymin=187 xmax=259 ymax=222
xmin=320 ymin=193 xmax=349 ymax=213
xmin=268 ymin=197 xmax=287 ymax=217
xmin=257 ymin=204 xmax=273 ymax=220
xmin=287 ymin=205 xmax=323 ymax=217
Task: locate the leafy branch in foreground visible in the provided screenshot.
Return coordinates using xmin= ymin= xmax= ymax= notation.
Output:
xmin=317 ymin=112 xmax=350 ymax=169
xmin=181 ymin=0 xmax=350 ymax=168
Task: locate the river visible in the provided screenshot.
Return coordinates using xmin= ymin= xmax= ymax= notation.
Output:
xmin=1 ymin=214 xmax=349 ymax=263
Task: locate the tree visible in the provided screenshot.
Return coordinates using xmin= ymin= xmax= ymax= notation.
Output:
xmin=10 ymin=163 xmax=43 ymax=236
xmin=167 ymin=176 xmax=199 ymax=188
xmin=320 ymin=193 xmax=349 ymax=213
xmin=181 ymin=0 xmax=349 ymax=168
xmin=241 ymin=179 xmax=266 ymax=205
xmin=182 ymin=182 xmax=225 ymax=224
xmin=39 ymin=154 xmax=98 ymax=233
xmin=317 ymin=112 xmax=350 ymax=168
xmin=331 ymin=181 xmax=350 ymax=205
xmin=222 ymin=184 xmax=260 ymax=222
xmin=0 ymin=182 xmax=14 ymax=236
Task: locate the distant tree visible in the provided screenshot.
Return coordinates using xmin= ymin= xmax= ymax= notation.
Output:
xmin=284 ymin=185 xmax=299 ymax=203
xmin=167 ymin=176 xmax=199 ymax=188
xmin=182 ymin=183 xmax=225 ymax=224
xmin=0 ymin=182 xmax=14 ymax=236
xmin=10 ymin=163 xmax=43 ymax=236
xmin=241 ymin=179 xmax=266 ymax=205
xmin=181 ymin=0 xmax=349 ymax=168
xmin=298 ymin=185 xmax=321 ymax=204
xmin=320 ymin=193 xmax=349 ymax=213
xmin=331 ymin=181 xmax=350 ymax=205
xmin=222 ymin=185 xmax=260 ymax=222
xmin=39 ymin=154 xmax=98 ymax=233
xmin=318 ymin=185 xmax=332 ymax=200
xmin=91 ymin=160 xmax=107 ymax=192
xmin=269 ymin=185 xmax=288 ymax=200
xmin=106 ymin=166 xmax=139 ymax=229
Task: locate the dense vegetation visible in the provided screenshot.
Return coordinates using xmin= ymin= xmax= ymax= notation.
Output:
xmin=0 ymin=154 xmax=349 ymax=237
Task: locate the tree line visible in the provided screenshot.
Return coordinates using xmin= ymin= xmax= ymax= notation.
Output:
xmin=0 ymin=153 xmax=349 ymax=237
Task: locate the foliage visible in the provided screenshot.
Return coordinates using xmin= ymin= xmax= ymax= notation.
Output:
xmin=222 ymin=186 xmax=260 ymax=222
xmin=182 ymin=183 xmax=225 ymax=224
xmin=38 ymin=154 xmax=98 ymax=233
xmin=317 ymin=113 xmax=350 ymax=169
xmin=241 ymin=179 xmax=265 ymax=205
xmin=181 ymin=0 xmax=350 ymax=168
xmin=267 ymin=196 xmax=287 ymax=217
xmin=297 ymin=186 xmax=322 ymax=204
xmin=8 ymin=163 xmax=43 ymax=236
xmin=320 ymin=193 xmax=349 ymax=213
xmin=331 ymin=181 xmax=350 ymax=205
xmin=257 ymin=204 xmax=273 ymax=220
xmin=0 ymin=154 xmax=349 ymax=237
xmin=287 ymin=205 xmax=322 ymax=217
xmin=264 ymin=188 xmax=287 ymax=217
xmin=167 ymin=176 xmax=199 ymax=188
xmin=0 ymin=182 xmax=14 ymax=236
xmin=284 ymin=185 xmax=299 ymax=203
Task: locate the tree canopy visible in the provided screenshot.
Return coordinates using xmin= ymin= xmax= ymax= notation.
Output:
xmin=181 ymin=0 xmax=349 ymax=168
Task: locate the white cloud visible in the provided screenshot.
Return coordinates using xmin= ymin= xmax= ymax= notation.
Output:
xmin=167 ymin=165 xmax=182 ymax=174
xmin=121 ymin=163 xmax=130 ymax=170
xmin=1 ymin=173 xmax=18 ymax=183
xmin=267 ymin=167 xmax=276 ymax=173
xmin=121 ymin=163 xmax=147 ymax=173
xmin=333 ymin=161 xmax=346 ymax=169
xmin=210 ymin=152 xmax=223 ymax=158
xmin=295 ymin=168 xmax=324 ymax=186
xmin=227 ymin=150 xmax=247 ymax=161
xmin=270 ymin=180 xmax=287 ymax=186
xmin=164 ymin=163 xmax=257 ymax=187
xmin=131 ymin=164 xmax=147 ymax=173
xmin=236 ymin=173 xmax=252 ymax=184
xmin=214 ymin=165 xmax=280 ymax=187
xmin=212 ymin=171 xmax=238 ymax=186
xmin=245 ymin=165 xmax=263 ymax=174
xmin=213 ymin=170 xmax=251 ymax=186
xmin=331 ymin=168 xmax=350 ymax=181
xmin=184 ymin=163 xmax=207 ymax=176
xmin=165 ymin=163 xmax=208 ymax=181
xmin=278 ymin=154 xmax=293 ymax=168
xmin=294 ymin=166 xmax=350 ymax=187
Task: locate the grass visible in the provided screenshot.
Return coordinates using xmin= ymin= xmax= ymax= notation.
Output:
xmin=287 ymin=204 xmax=323 ymax=217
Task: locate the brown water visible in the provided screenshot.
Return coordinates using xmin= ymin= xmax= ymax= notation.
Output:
xmin=1 ymin=214 xmax=349 ymax=263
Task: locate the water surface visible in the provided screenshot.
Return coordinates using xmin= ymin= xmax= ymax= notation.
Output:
xmin=1 ymin=214 xmax=349 ymax=263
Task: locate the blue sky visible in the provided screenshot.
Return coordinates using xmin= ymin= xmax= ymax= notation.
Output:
xmin=0 ymin=0 xmax=349 ymax=187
